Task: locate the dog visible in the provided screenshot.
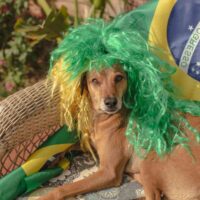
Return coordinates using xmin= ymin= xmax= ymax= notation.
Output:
xmin=39 ymin=65 xmax=200 ymax=200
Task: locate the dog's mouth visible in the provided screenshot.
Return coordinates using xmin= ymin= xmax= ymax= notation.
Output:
xmin=102 ymin=107 xmax=121 ymax=114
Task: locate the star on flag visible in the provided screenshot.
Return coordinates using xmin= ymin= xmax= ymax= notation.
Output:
xmin=188 ymin=25 xmax=194 ymax=31
xmin=190 ymin=62 xmax=200 ymax=76
xmin=196 ymin=62 xmax=200 ymax=67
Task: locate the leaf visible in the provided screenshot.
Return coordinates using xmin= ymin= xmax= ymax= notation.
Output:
xmin=15 ymin=24 xmax=40 ymax=33
xmin=18 ymin=52 xmax=27 ymax=63
xmin=15 ymin=6 xmax=69 ymax=46
xmin=14 ymin=17 xmax=24 ymax=29
xmin=25 ymin=33 xmax=47 ymax=40
xmin=92 ymin=0 xmax=106 ymax=10
xmin=37 ymin=0 xmax=51 ymax=16
xmin=41 ymin=6 xmax=69 ymax=38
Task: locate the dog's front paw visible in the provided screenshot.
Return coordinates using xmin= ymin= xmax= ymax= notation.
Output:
xmin=38 ymin=187 xmax=64 ymax=200
xmin=38 ymin=197 xmax=47 ymax=200
xmin=38 ymin=196 xmax=50 ymax=200
xmin=38 ymin=194 xmax=58 ymax=200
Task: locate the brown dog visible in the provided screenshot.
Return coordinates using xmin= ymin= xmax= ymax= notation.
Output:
xmin=39 ymin=65 xmax=200 ymax=200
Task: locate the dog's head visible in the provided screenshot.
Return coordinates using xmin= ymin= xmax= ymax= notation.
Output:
xmin=81 ymin=64 xmax=127 ymax=114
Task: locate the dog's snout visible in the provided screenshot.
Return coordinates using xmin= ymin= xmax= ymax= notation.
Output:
xmin=104 ymin=97 xmax=117 ymax=108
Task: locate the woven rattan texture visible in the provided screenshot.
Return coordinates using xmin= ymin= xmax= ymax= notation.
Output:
xmin=0 ymin=80 xmax=62 ymax=175
xmin=0 ymin=126 xmax=60 ymax=176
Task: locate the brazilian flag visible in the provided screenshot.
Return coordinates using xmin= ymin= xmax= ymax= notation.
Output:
xmin=114 ymin=0 xmax=200 ymax=100
xmin=1 ymin=0 xmax=200 ymax=200
xmin=0 ymin=126 xmax=78 ymax=200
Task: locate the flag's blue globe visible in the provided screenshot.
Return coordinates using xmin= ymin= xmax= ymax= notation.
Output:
xmin=167 ymin=0 xmax=200 ymax=81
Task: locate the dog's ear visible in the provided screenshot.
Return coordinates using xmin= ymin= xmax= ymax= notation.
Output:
xmin=80 ymin=73 xmax=87 ymax=95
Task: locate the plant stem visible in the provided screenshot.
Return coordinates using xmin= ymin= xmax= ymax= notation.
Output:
xmin=74 ymin=0 xmax=79 ymax=27
xmin=37 ymin=0 xmax=51 ymax=16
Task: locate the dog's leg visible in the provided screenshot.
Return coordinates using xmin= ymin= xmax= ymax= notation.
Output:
xmin=39 ymin=167 xmax=122 ymax=200
xmin=39 ymin=132 xmax=129 ymax=200
xmin=143 ymin=186 xmax=161 ymax=200
xmin=39 ymin=154 xmax=127 ymax=200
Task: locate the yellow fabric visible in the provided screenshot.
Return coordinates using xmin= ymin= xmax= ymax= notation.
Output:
xmin=58 ymin=158 xmax=70 ymax=170
xmin=22 ymin=144 xmax=72 ymax=176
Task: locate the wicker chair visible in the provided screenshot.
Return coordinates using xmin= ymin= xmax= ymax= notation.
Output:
xmin=0 ymin=80 xmax=63 ymax=176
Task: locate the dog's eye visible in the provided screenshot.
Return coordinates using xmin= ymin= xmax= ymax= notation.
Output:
xmin=91 ymin=78 xmax=100 ymax=85
xmin=115 ymin=75 xmax=124 ymax=83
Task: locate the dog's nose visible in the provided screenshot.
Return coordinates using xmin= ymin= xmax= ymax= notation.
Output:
xmin=104 ymin=97 xmax=117 ymax=108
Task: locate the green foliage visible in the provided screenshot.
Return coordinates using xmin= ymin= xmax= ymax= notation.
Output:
xmin=16 ymin=6 xmax=69 ymax=46
xmin=0 ymin=0 xmax=68 ymax=97
xmin=0 ymin=0 xmax=30 ymax=97
xmin=0 ymin=0 xmax=128 ymax=98
xmin=36 ymin=0 xmax=51 ymax=16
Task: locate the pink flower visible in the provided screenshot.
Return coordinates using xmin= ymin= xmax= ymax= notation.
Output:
xmin=28 ymin=0 xmax=44 ymax=19
xmin=0 ymin=60 xmax=5 ymax=66
xmin=1 ymin=4 xmax=9 ymax=14
xmin=5 ymin=81 xmax=15 ymax=92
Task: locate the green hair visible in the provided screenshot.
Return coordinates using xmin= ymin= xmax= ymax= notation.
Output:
xmin=50 ymin=18 xmax=200 ymax=157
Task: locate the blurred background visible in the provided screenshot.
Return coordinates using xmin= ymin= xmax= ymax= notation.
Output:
xmin=0 ymin=0 xmax=147 ymax=99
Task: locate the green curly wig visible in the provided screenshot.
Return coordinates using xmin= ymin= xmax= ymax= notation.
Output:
xmin=50 ymin=18 xmax=200 ymax=157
